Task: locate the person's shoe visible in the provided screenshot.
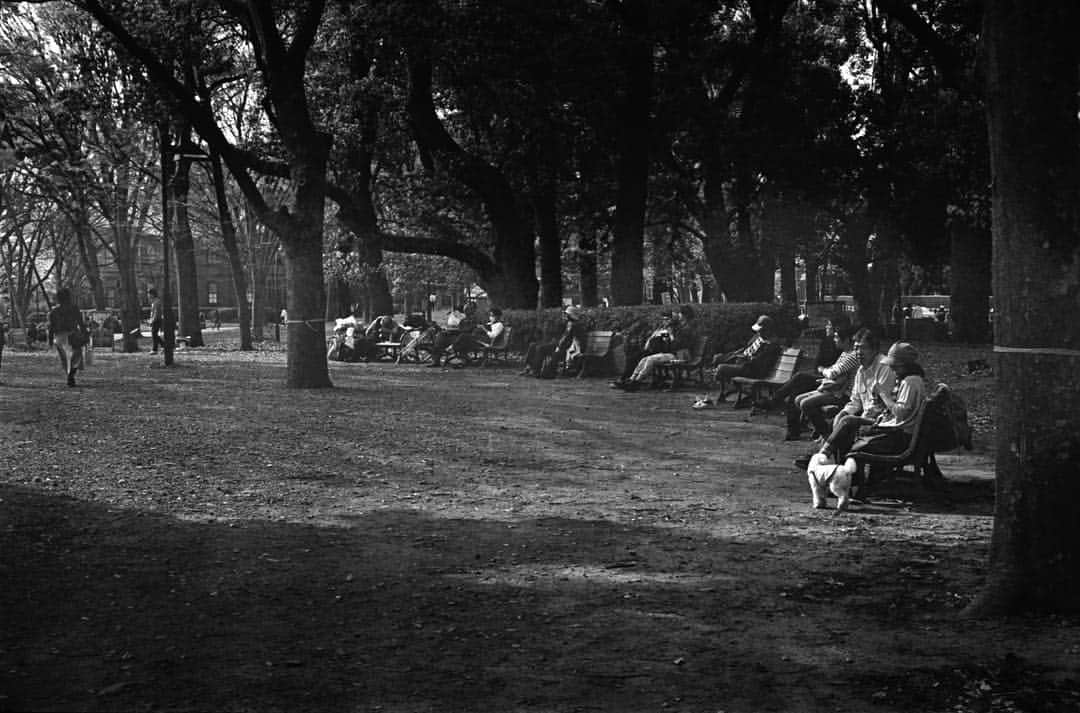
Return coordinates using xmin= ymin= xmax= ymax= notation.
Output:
xmin=610 ymin=380 xmax=626 ymax=389
xmin=67 ymin=372 xmax=76 ymax=387
xmin=518 ymin=368 xmax=532 ymax=377
xmin=691 ymin=397 xmax=714 ymax=410
xmin=622 ymin=380 xmax=640 ymax=392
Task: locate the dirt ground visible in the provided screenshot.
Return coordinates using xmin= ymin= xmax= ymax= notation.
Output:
xmin=1 ymin=337 xmax=1077 ymax=713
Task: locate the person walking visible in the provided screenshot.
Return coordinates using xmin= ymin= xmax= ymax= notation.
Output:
xmin=148 ymin=287 xmax=164 ymax=353
xmin=47 ymin=287 xmax=89 ymax=387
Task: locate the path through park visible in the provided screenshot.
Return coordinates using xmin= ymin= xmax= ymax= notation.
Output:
xmin=1 ymin=341 xmax=1077 ymax=712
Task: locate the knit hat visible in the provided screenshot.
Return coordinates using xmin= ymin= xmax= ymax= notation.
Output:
xmin=882 ymin=342 xmax=918 ymax=366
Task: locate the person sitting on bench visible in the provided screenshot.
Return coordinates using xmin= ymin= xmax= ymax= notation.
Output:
xmin=799 ymin=339 xmax=925 ymax=472
xmin=612 ymin=305 xmax=699 ymax=392
xmin=521 ymin=305 xmax=588 ymax=377
xmin=449 ymin=308 xmax=506 ymax=365
xmin=709 ymin=314 xmax=782 ymax=402
xmin=759 ymin=325 xmax=860 ymax=440
xmin=427 ymin=302 xmax=477 ymax=368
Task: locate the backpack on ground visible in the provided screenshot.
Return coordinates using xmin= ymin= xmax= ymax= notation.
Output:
xmin=921 ymin=383 xmax=973 ymax=453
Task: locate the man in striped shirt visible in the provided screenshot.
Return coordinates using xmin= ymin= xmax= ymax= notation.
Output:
xmin=756 ymin=326 xmax=859 ymax=438
xmin=791 ymin=327 xmax=863 ymax=440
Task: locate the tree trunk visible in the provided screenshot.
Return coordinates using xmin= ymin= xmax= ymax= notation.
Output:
xmin=609 ymin=0 xmax=651 ymax=306
xmin=968 ymin=0 xmax=1080 ymax=616
xmin=404 ymin=50 xmax=537 ymax=308
xmin=115 ymin=247 xmax=141 ymax=353
xmin=208 ymin=150 xmax=252 ymax=350
xmin=535 ymin=182 xmax=561 ymax=309
xmin=950 ymin=222 xmax=992 ymax=343
xmin=578 ymin=230 xmax=599 ymax=307
xmin=281 ymin=139 xmax=333 ymax=389
xmin=172 ymin=154 xmax=205 ymax=347
xmin=72 ymin=196 xmax=106 ymax=308
xmin=804 ymin=256 xmax=819 ymax=304
xmin=701 ymin=165 xmax=733 ymax=301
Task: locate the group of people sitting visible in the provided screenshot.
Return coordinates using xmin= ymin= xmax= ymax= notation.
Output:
xmin=328 ymin=301 xmax=507 ymax=368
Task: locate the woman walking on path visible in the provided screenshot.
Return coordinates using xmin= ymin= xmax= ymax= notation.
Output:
xmin=47 ymin=287 xmax=89 ymax=387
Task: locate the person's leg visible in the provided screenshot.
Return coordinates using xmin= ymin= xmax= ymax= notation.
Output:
xmin=428 ymin=331 xmax=455 ymax=367
xmin=151 ymin=319 xmax=162 ymax=352
xmin=820 ymin=414 xmax=863 ymax=461
xmin=769 ymin=371 xmax=820 ymax=405
xmin=57 ymin=341 xmax=75 ymax=386
xmin=616 ymin=348 xmax=645 ymax=383
xmin=711 ymin=362 xmax=751 ymax=400
xmin=801 ymin=391 xmax=845 ymax=439
xmin=629 ymin=353 xmax=674 ymax=386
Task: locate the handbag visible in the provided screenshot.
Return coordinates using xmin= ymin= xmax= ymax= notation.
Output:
xmin=68 ymin=330 xmax=88 ymax=349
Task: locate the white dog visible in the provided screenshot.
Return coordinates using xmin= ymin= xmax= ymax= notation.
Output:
xmin=806 ymin=452 xmax=857 ymax=510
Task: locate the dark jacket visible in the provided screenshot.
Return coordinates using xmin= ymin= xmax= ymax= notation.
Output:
xmin=48 ymin=304 xmax=86 ymax=341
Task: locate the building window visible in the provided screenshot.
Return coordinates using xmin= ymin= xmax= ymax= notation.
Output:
xmin=207 ymin=282 xmax=218 ymax=305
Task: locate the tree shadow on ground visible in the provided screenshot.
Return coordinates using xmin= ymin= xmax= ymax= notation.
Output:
xmin=0 ymin=483 xmax=1046 ymax=713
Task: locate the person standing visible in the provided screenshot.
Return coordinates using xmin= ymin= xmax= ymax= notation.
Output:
xmin=148 ymin=287 xmax=164 ymax=353
xmin=47 ymin=287 xmax=89 ymax=387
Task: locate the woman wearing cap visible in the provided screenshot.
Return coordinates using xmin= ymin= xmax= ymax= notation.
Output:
xmin=813 ymin=340 xmax=927 ymax=466
xmin=520 ymin=306 xmax=588 ymax=377
xmin=708 ymin=314 xmax=782 ymax=402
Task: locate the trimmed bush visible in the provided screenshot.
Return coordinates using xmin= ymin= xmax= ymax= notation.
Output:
xmin=501 ymin=302 xmax=800 ymax=354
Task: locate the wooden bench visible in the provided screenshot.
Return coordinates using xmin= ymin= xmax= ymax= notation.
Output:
xmin=577 ymin=330 xmax=616 ymax=378
xmin=655 ymin=335 xmax=713 ymax=389
xmin=479 ymin=325 xmax=513 ymax=366
xmin=849 ymin=382 xmax=955 ymax=489
xmin=730 ymin=347 xmax=803 ymax=404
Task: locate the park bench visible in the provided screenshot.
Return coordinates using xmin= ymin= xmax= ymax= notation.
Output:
xmin=655 ymin=335 xmax=713 ymax=389
xmin=478 ymin=325 xmax=513 ymax=366
xmin=729 ymin=347 xmax=803 ymax=404
xmin=577 ymin=330 xmax=616 ymax=378
xmin=850 ymin=382 xmax=969 ymax=490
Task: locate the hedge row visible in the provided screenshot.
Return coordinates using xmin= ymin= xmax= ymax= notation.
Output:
xmin=500 ymin=302 xmax=801 ymax=354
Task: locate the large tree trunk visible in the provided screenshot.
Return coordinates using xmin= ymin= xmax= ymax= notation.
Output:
xmin=282 ymin=138 xmax=333 ymax=389
xmin=969 ymin=0 xmax=1080 ymax=616
xmin=949 ymin=222 xmax=992 ymax=343
xmin=609 ymin=0 xmax=651 ymax=306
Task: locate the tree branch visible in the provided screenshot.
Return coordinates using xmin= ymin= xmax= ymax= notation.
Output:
xmin=873 ymin=0 xmax=963 ymax=87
